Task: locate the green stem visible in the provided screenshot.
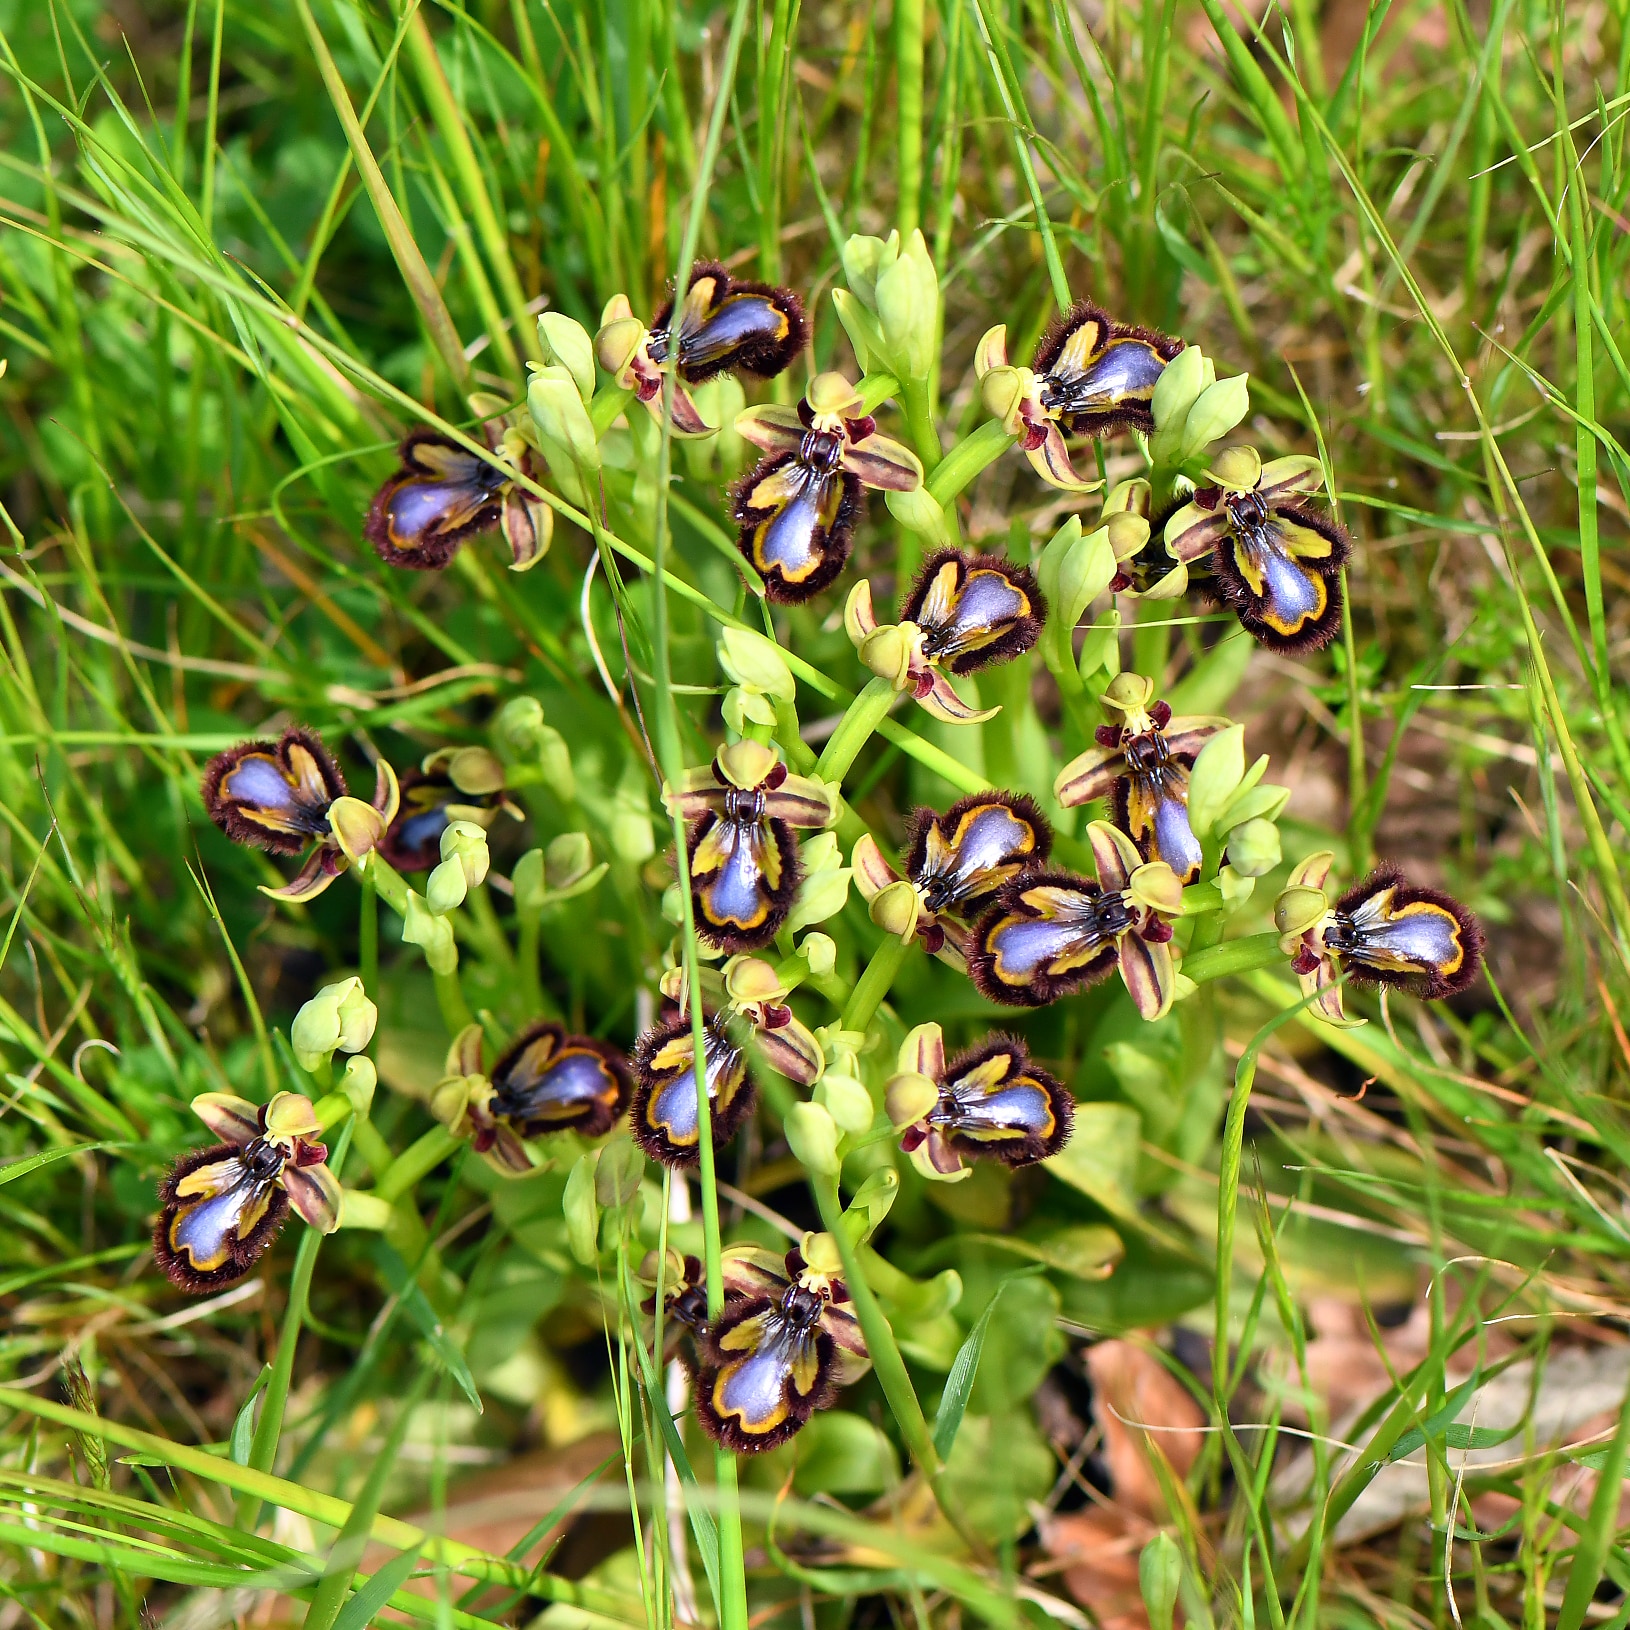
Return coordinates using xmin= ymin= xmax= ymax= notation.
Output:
xmin=1339 ymin=568 xmax=1369 ymax=873
xmin=366 ymin=857 xmax=410 ymax=916
xmin=1180 ymin=933 xmax=1283 ymax=986
xmin=841 ymin=934 xmax=911 ymax=1033
xmin=815 ymin=676 xmax=897 ymax=784
xmin=236 ymin=1224 xmax=322 ymax=1527
xmin=811 ymin=1178 xmax=988 ymax=1557
xmin=895 ymin=0 xmax=924 ymax=236
xmin=433 ymin=966 xmax=474 ymax=1035
xmin=358 ymin=875 xmax=378 ymax=996
xmin=900 ymin=377 xmax=942 ymax=472
xmin=375 ymin=1127 xmax=461 ymax=1204
xmin=926 ymin=420 xmax=1015 ymax=506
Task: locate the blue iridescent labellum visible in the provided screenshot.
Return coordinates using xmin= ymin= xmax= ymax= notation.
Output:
xmin=969 ymin=823 xmax=1180 ymax=1017
xmin=900 ymin=550 xmax=1046 ymax=677
xmin=1031 ymin=302 xmax=1183 ymax=439
xmin=695 ymin=1241 xmax=869 ymax=1453
xmin=365 ymin=430 xmax=511 ymax=571
xmin=896 ymin=1031 xmax=1073 ymax=1174
xmin=153 ymin=1092 xmax=341 ymax=1295
xmin=1054 ymin=682 xmax=1226 ymax=884
xmin=630 ymin=1013 xmax=758 ymax=1167
xmin=665 ymin=742 xmax=838 ymax=952
xmin=969 ymin=868 xmax=1130 ymax=1008
xmin=647 ymin=262 xmax=807 ymax=384
xmin=202 ymin=727 xmax=346 ymax=857
xmin=1164 ymin=450 xmax=1350 ymax=655
xmin=1325 ymin=865 xmax=1484 ymax=1000
xmin=904 ymin=791 xmax=1053 ymax=919
xmin=489 ymin=1021 xmax=632 ymax=1141
xmin=733 ymin=378 xmax=923 ymax=604
xmin=732 ymin=445 xmax=862 ymax=604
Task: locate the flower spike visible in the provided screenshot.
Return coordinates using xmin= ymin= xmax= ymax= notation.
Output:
xmin=969 ymin=821 xmax=1181 ymax=1016
xmin=154 ymin=1091 xmax=340 ymax=1294
xmin=853 ymin=791 xmax=1052 ymax=969
xmin=1053 ymin=673 xmax=1227 ymax=884
xmin=663 ymin=741 xmax=839 ymax=952
xmin=1276 ymin=857 xmax=1483 ymax=1025
xmin=695 ymin=1235 xmax=870 ymax=1452
xmin=1164 ymin=446 xmax=1350 ymax=654
xmin=885 ymin=1024 xmax=1072 ymax=1180
xmin=732 ymin=372 xmax=922 ymax=603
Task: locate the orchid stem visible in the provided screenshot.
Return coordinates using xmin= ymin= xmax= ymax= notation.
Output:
xmin=1180 ymin=932 xmax=1284 ymax=986
xmin=841 ymin=933 xmax=911 ymax=1033
xmin=816 ymin=676 xmax=897 ymax=784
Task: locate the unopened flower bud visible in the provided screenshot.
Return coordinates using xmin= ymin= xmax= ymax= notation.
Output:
xmin=1208 ymin=443 xmax=1263 ymax=491
xmin=292 ymin=977 xmax=377 ymax=1072
xmin=817 ymin=1072 xmax=874 ymax=1134
xmin=1226 ymin=818 xmax=1281 ymax=878
xmin=545 ymin=831 xmax=595 ymax=892
xmin=873 ymin=229 xmax=939 ymax=381
xmin=784 ymin=1100 xmax=841 ymax=1176
xmin=1186 ymin=725 xmax=1246 ymax=838
xmin=527 ymin=364 xmax=602 ymax=470
xmin=403 ymin=891 xmax=458 ymax=975
xmin=438 ymin=745 xmax=506 ymax=797
xmin=799 ymin=932 xmax=837 ymax=978
xmin=1178 ymin=374 xmax=1250 ymax=462
xmin=610 ymin=763 xmax=655 ymax=863
xmin=840 ymin=234 xmax=887 ymax=307
xmin=1150 ymin=343 xmax=1208 ymax=431
xmin=538 ymin=313 xmax=596 ymax=404
xmin=718 ymin=626 xmax=795 ymax=700
xmin=1039 ymin=516 xmax=1117 ymax=635
xmin=884 ymin=485 xmax=947 ymax=544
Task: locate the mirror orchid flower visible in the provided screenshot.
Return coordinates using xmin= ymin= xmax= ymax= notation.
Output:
xmin=202 ymin=728 xmax=400 ymax=903
xmin=1275 ymin=853 xmax=1483 ymax=1026
xmin=365 ymin=428 xmax=551 ymax=573
xmin=970 ymin=820 xmax=1183 ymax=1017
xmin=846 ymin=549 xmax=1046 ymax=725
xmin=662 ymin=741 xmax=840 ymax=951
xmin=1053 ymin=673 xmax=1227 ymax=884
xmin=631 ymin=956 xmax=824 ymax=1167
xmin=595 ymin=262 xmax=806 ymax=436
xmin=154 ymin=1091 xmax=340 ymax=1294
xmin=695 ymin=1233 xmax=870 ymax=1452
xmin=852 ymin=791 xmax=1052 ymax=967
xmin=431 ymin=1020 xmax=633 ymax=1174
xmin=1164 ymin=446 xmax=1350 ymax=654
xmin=884 ymin=1023 xmax=1072 ymax=1180
xmin=732 ymin=372 xmax=923 ymax=603
xmin=975 ymin=304 xmax=1183 ymax=491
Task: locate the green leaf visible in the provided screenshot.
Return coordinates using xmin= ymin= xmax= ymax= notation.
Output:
xmin=1046 ymin=1103 xmax=1142 ymax=1221
xmin=332 ymin=1545 xmax=426 ymax=1630
xmin=932 ymin=1267 xmax=1045 ymax=1461
xmin=231 ymin=1366 xmax=270 ymax=1466
xmin=0 ymin=1143 xmax=108 ymax=1186
xmin=965 ymin=1223 xmax=1124 ymax=1280
xmin=1382 ymin=1371 xmax=1484 ymax=1463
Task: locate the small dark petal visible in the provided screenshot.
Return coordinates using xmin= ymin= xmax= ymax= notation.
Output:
xmin=364 ymin=430 xmax=508 ymax=571
xmin=1331 ymin=864 xmax=1485 ymax=999
xmin=630 ymin=1014 xmax=758 ymax=1167
xmin=694 ymin=1292 xmax=836 ymax=1452
xmin=920 ymin=923 xmax=946 ymax=955
xmin=1290 ymin=943 xmax=1322 ymax=976
xmin=1108 ymin=571 xmax=1132 ymax=593
xmin=901 ymin=548 xmax=1047 ymax=676
xmin=687 ymin=810 xmax=802 ymax=953
xmin=489 ymin=1020 xmax=633 ymax=1141
xmin=966 ymin=869 xmax=1125 ymax=1008
xmin=765 ymin=762 xmax=789 ymax=791
xmin=652 ymin=262 xmax=808 ymax=384
xmin=152 ymin=1143 xmax=290 ymax=1295
xmin=903 ymin=790 xmax=1053 ymax=916
xmin=201 ymin=727 xmax=348 ymax=857
xmin=1095 ymin=725 xmax=1122 ymax=749
xmin=1193 ymin=486 xmax=1222 ymax=510
xmin=732 ymin=452 xmax=862 ymax=605
xmin=1141 ymin=919 xmax=1175 ymax=944
xmin=1150 ymin=701 xmax=1173 ymax=729
xmin=935 ymin=1033 xmax=1074 ymax=1166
